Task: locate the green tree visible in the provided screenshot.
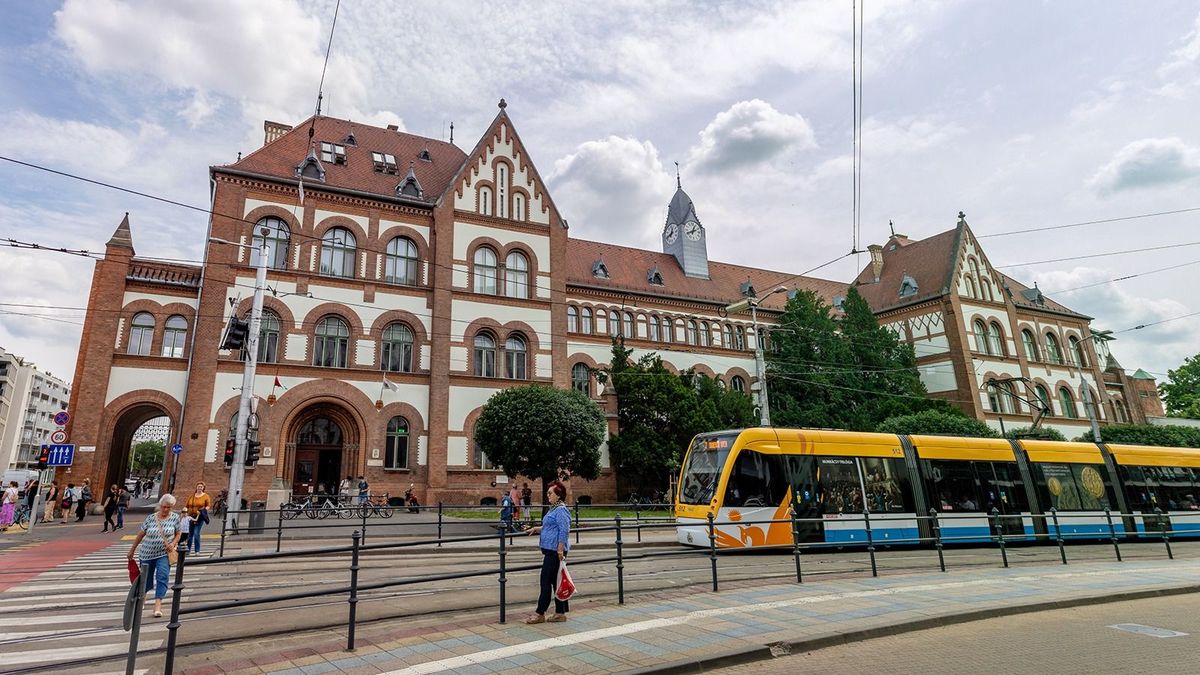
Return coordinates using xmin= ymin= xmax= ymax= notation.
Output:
xmin=130 ymin=439 xmax=165 ymax=476
xmin=837 ymin=287 xmax=930 ymax=429
xmin=875 ymin=409 xmax=1000 ymax=438
xmin=473 ymin=384 xmax=606 ymax=503
xmin=1074 ymin=423 xmax=1200 ymax=448
xmin=1160 ymin=353 xmax=1200 ymax=419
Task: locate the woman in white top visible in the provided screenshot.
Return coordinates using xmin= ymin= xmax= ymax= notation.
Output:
xmin=0 ymin=481 xmax=18 ymax=530
xmin=127 ymin=494 xmax=183 ymax=617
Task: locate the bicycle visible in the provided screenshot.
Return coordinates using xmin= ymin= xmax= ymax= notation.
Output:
xmin=304 ymin=495 xmax=351 ymax=519
xmin=2 ymin=504 xmax=31 ymax=531
xmin=357 ymin=493 xmax=393 ymax=519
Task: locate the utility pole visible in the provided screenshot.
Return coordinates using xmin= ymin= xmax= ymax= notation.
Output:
xmin=1081 ymin=379 xmax=1103 ymax=443
xmin=725 ymin=286 xmax=789 ymax=427
xmin=225 ymin=229 xmax=268 ymax=535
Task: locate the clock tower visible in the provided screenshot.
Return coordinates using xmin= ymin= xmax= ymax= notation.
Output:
xmin=662 ymin=170 xmax=709 ymax=279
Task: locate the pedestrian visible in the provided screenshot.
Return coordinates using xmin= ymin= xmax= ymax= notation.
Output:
xmin=60 ymin=483 xmax=74 ymax=524
xmin=23 ymin=477 xmax=39 ymax=513
xmin=500 ymin=490 xmax=516 ymax=533
xmin=133 ymin=477 xmax=142 ymax=498
xmin=509 ymin=483 xmax=522 ymax=522
xmin=0 ymin=481 xmax=18 ymax=531
xmin=521 ymin=482 xmax=532 ymax=525
xmin=75 ymin=478 xmax=92 ymax=522
xmin=184 ymin=482 xmax=211 ymax=554
xmin=43 ymin=481 xmax=59 ymax=525
xmin=101 ymin=484 xmax=119 ymax=532
xmin=357 ymin=476 xmax=369 ymax=505
xmin=178 ymin=508 xmax=192 ymax=555
xmin=523 ymin=480 xmax=571 ymax=624
xmin=127 ymin=494 xmax=182 ymax=618
xmin=339 ymin=475 xmax=352 ymax=504
xmin=116 ymin=484 xmax=131 ymax=530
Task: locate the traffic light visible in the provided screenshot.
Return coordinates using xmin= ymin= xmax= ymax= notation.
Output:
xmin=221 ymin=318 xmax=250 ymax=351
xmin=245 ymin=439 xmax=261 ymax=467
xmin=223 ymin=439 xmax=235 ymax=467
xmin=37 ymin=445 xmax=49 ymax=470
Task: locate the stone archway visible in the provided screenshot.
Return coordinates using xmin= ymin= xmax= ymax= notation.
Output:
xmin=106 ymin=404 xmax=172 ymax=496
xmin=282 ymin=402 xmax=362 ymax=497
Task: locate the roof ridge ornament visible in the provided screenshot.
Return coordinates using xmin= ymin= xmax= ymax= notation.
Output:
xmin=675 ymin=161 xmax=681 ymax=189
xmin=498 ymin=98 xmax=507 ymax=110
xmin=957 ymin=210 xmax=967 ymax=226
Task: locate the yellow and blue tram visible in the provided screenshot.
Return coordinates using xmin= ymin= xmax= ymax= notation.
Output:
xmin=674 ymin=428 xmax=1200 ymax=549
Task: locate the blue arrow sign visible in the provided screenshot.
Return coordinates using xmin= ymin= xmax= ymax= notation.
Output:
xmin=171 ymin=443 xmax=183 ymax=455
xmin=46 ymin=444 xmax=75 ymax=466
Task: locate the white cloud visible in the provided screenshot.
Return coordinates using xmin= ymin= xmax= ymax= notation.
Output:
xmin=809 ymin=115 xmax=963 ymax=182
xmin=688 ymin=100 xmax=815 ymax=173
xmin=1160 ymin=12 xmax=1200 ymax=77
xmin=1089 ymin=137 xmax=1200 ymax=194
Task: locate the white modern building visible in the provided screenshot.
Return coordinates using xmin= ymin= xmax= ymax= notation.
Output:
xmin=0 ymin=346 xmax=70 ymax=471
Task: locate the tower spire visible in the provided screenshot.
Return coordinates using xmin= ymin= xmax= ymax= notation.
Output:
xmin=675 ymin=161 xmax=681 ymax=189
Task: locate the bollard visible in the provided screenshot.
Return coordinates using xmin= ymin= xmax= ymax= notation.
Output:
xmin=163 ymin=549 xmax=188 ymax=674
xmin=346 ymin=531 xmax=360 ymax=651
xmin=219 ymin=516 xmax=227 ymax=558
xmin=789 ymin=502 xmax=803 ymax=583
xmin=929 ymin=509 xmax=946 ymax=573
xmin=863 ymin=510 xmax=878 ymax=578
xmin=126 ymin=562 xmax=150 ymax=675
xmin=437 ymin=501 xmax=443 ymax=548
xmin=361 ymin=505 xmax=369 ymax=547
xmin=615 ymin=515 xmax=626 ymax=604
xmin=990 ymin=508 xmax=1008 ymax=568
xmin=275 ymin=510 xmax=283 ymax=553
xmin=498 ymin=521 xmax=508 ymax=623
xmin=707 ymin=512 xmax=719 ymax=592
xmin=1050 ymin=508 xmax=1067 ymax=565
xmin=635 ymin=502 xmax=642 ymax=543
xmin=574 ymin=502 xmax=580 ymax=545
xmin=1104 ymin=508 xmax=1122 ymax=562
xmin=1155 ymin=507 xmax=1173 ymax=559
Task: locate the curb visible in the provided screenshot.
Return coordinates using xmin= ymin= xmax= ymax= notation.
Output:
xmin=626 ymin=583 xmax=1200 ymax=674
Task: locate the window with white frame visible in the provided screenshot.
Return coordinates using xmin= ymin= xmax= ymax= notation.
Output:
xmin=381 ymin=322 xmax=414 ymax=373
xmin=319 ymin=227 xmax=356 ymax=278
xmin=384 ymin=237 xmax=419 ymax=285
xmin=129 ymin=312 xmax=154 ymax=356
xmin=505 ymin=334 xmax=527 ymax=380
xmin=571 ymin=363 xmax=590 ymax=396
xmin=385 ymin=416 xmax=409 ymax=469
xmin=505 ymin=251 xmax=529 ymax=298
xmin=252 ymin=217 xmax=291 ymax=270
xmin=473 ymin=247 xmax=498 ymax=295
xmin=474 ymin=332 xmax=497 ymax=377
xmin=161 ymin=315 xmax=188 ymax=358
xmin=313 ymin=316 xmax=350 ymax=368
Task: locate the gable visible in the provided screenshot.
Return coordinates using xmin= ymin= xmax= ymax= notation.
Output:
xmin=452 ymin=111 xmax=555 ymax=225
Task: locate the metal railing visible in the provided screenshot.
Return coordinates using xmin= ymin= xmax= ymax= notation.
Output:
xmin=124 ymin=505 xmax=1200 ymax=674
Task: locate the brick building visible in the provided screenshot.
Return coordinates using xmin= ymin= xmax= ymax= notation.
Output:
xmin=62 ymin=102 xmax=1157 ymax=504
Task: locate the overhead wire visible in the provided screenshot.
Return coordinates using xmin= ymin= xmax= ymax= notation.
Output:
xmin=997 ymin=240 xmax=1200 ymax=268
xmin=978 ymin=205 xmax=1200 ymax=239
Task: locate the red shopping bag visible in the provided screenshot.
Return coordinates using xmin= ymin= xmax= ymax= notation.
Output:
xmin=127 ymin=558 xmax=141 ymax=584
xmin=555 ymin=561 xmax=576 ymax=601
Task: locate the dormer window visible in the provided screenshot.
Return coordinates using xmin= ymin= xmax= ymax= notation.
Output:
xmin=832 ymin=295 xmax=846 ymax=310
xmin=740 ymin=281 xmax=756 ymax=298
xmin=320 ymin=142 xmax=347 ymax=165
xmin=371 ymin=152 xmax=398 ymax=174
xmin=344 ymin=132 xmax=357 ymax=146
xmin=647 ymin=266 xmax=664 ymax=286
xmin=417 ymin=148 xmax=432 ymax=162
xmin=899 ymin=274 xmax=919 ymax=298
xmin=397 ymin=165 xmax=424 ymax=199
xmin=592 ymin=259 xmax=609 ymax=279
xmin=295 ymin=146 xmax=325 ymax=182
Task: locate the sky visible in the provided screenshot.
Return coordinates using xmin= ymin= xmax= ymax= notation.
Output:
xmin=1 ymin=0 xmax=1199 ymax=388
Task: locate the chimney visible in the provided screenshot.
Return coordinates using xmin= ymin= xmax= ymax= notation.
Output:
xmin=263 ymin=120 xmax=293 ymax=146
xmin=868 ymin=244 xmax=884 ymax=283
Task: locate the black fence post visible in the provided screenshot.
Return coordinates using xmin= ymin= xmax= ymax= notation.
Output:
xmin=863 ymin=510 xmax=878 ymax=578
xmin=1155 ymin=507 xmax=1173 ymax=560
xmin=930 ymin=509 xmax=946 ymax=573
xmin=437 ymin=501 xmax=443 ymax=548
xmin=361 ymin=503 xmax=369 ymax=547
xmin=219 ymin=515 xmax=227 ymax=558
xmin=346 ymin=530 xmax=361 ymax=652
xmin=635 ymin=502 xmax=642 ymax=543
xmin=498 ymin=520 xmax=507 ymax=624
xmin=615 ymin=514 xmax=625 ymax=604
xmin=707 ymin=512 xmax=719 ymax=592
xmin=1050 ymin=508 xmax=1067 ymax=564
xmin=275 ymin=509 xmax=283 ymax=553
xmin=574 ymin=502 xmax=580 ymax=545
xmin=1104 ymin=508 xmax=1122 ymax=562
xmin=126 ymin=562 xmax=149 ymax=675
xmin=789 ymin=502 xmax=803 ymax=584
xmin=163 ymin=549 xmax=187 ymax=674
xmin=990 ymin=508 xmax=1008 ymax=568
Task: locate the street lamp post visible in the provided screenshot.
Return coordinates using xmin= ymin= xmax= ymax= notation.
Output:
xmin=725 ymin=286 xmax=788 ymax=427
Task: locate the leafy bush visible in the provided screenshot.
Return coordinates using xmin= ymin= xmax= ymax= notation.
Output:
xmin=875 ymin=410 xmax=1000 ymax=438
xmin=1005 ymin=426 xmax=1066 ymax=441
xmin=1074 ymin=423 xmax=1200 ymax=448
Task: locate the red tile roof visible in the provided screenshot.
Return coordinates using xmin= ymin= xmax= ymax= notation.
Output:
xmin=217 ymin=116 xmax=466 ymax=204
xmin=1000 ymin=273 xmax=1088 ymax=319
xmin=852 ymin=228 xmax=960 ymax=312
xmin=565 ymin=239 xmax=848 ymax=311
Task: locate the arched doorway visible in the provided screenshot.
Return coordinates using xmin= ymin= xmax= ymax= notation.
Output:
xmin=284 ymin=403 xmax=360 ymax=497
xmin=107 ymin=405 xmax=172 ymax=498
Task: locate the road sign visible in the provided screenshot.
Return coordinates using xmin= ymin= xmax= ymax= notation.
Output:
xmin=49 ymin=430 xmax=67 ymax=444
xmin=53 ymin=411 xmax=70 ymax=427
xmin=171 ymin=443 xmax=183 ymax=455
xmin=46 ymin=444 xmax=75 ymax=466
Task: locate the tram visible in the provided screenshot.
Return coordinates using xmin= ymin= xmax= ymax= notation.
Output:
xmin=674 ymin=427 xmax=1200 ymax=549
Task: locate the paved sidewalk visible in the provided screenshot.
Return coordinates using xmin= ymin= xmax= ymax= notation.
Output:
xmin=176 ymin=557 xmax=1200 ymax=675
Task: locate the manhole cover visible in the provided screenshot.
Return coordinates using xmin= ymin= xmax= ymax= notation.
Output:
xmin=1109 ymin=623 xmax=1189 ymax=638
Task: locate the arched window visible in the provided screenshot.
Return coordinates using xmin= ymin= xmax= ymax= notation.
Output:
xmin=723 ymin=323 xmax=733 ymax=349
xmin=965 ymin=277 xmax=976 ymax=298
xmin=496 ymin=164 xmax=508 ymax=219
xmin=1059 ymin=387 xmax=1078 ymax=418
xmin=313 ymin=316 xmax=350 ymax=368
xmin=698 ymin=322 xmax=710 ymax=347
xmin=987 ymin=322 xmax=1005 ymax=356
xmin=385 ymin=416 xmax=410 ymax=470
xmin=571 ymin=363 xmax=590 ymax=396
xmin=505 ymin=334 xmax=527 ymax=380
xmin=1113 ymin=399 xmax=1129 ymax=424
xmin=513 ymin=193 xmax=525 ymax=221
xmin=384 ymin=237 xmax=419 ymax=285
xmin=730 ymin=375 xmax=746 ymax=394
xmin=479 ymin=186 xmax=492 ymax=216
xmin=128 ymin=312 xmax=154 ymax=356
xmin=609 ymin=310 xmax=620 ymax=337
xmin=252 ymin=217 xmax=291 ymax=270
xmin=736 ymin=325 xmax=747 ymax=350
xmin=161 ymin=315 xmax=188 ymax=358
xmin=661 ymin=316 xmax=673 ymax=343
xmin=1022 ymin=329 xmax=1040 ymax=362
xmin=649 ymin=315 xmax=660 ymax=342
xmin=567 ymin=306 xmax=579 ymax=333
xmin=623 ymin=311 xmax=634 ymax=339
xmin=319 ymin=227 xmax=356 ymax=278
xmin=686 ymin=320 xmax=699 ymax=345
xmin=505 ymin=251 xmax=529 ymax=299
xmin=973 ymin=320 xmax=990 ymax=354
xmin=980 ymin=280 xmax=993 ymax=302
xmin=474 ymin=332 xmax=497 ymax=377
xmin=381 ymin=322 xmax=414 ymax=373
xmin=1001 ymin=382 xmax=1018 ymax=414
xmin=1069 ymin=336 xmax=1088 ymax=368
xmin=1045 ymin=333 xmax=1063 ymax=364
xmin=473 ymin=247 xmax=498 ymax=295
xmin=1034 ymin=385 xmax=1052 ymax=416
xmin=256 ymin=311 xmax=280 ymax=364
xmin=580 ymin=307 xmax=593 ymax=334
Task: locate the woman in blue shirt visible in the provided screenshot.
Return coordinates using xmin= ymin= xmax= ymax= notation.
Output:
xmin=523 ymin=480 xmax=571 ymax=623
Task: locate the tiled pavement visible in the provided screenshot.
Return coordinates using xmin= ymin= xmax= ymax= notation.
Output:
xmin=176 ymin=558 xmax=1200 ymax=675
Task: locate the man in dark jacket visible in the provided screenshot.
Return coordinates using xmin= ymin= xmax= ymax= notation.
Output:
xmin=75 ymin=479 xmax=92 ymax=522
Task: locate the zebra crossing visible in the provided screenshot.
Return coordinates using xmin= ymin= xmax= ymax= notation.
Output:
xmin=0 ymin=542 xmax=212 ymax=673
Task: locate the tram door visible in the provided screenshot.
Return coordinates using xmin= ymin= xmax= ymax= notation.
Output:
xmin=785 ymin=455 xmax=823 ymax=542
xmin=979 ymin=462 xmax=1029 ymax=537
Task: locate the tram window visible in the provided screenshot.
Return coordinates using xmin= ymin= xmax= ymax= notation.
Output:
xmin=924 ymin=460 xmax=978 ymax=512
xmin=980 ymin=462 xmax=1029 ymax=513
xmin=1119 ymin=466 xmax=1157 ymax=511
xmin=862 ymin=457 xmax=912 ymax=512
xmin=724 ymin=451 xmax=787 ymax=508
xmin=1034 ymin=463 xmax=1111 ymax=511
xmin=781 ymin=455 xmax=819 ymax=506
xmin=679 ymin=435 xmax=733 ymax=505
xmin=1153 ymin=466 xmax=1199 ymax=510
xmin=818 ymin=458 xmax=862 ymax=515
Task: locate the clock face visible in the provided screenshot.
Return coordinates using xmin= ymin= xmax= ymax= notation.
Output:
xmin=665 ymin=223 xmax=680 ymax=244
xmin=684 ymin=221 xmax=702 ymax=241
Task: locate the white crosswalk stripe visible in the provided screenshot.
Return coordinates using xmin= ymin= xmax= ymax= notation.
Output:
xmin=0 ymin=542 xmax=213 ymax=673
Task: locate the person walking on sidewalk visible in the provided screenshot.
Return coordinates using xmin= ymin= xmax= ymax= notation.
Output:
xmin=523 ymin=480 xmax=571 ymax=624
xmin=43 ymin=481 xmax=59 ymax=525
xmin=357 ymin=476 xmax=369 ymax=505
xmin=521 ymin=483 xmax=533 ymax=525
xmin=509 ymin=484 xmax=522 ymax=523
xmin=184 ymin=482 xmax=211 ymax=554
xmin=75 ymin=479 xmax=92 ymax=522
xmin=60 ymin=483 xmax=74 ymax=524
xmin=116 ymin=484 xmax=131 ymax=530
xmin=127 ymin=494 xmax=182 ymax=618
xmin=101 ymin=484 xmax=119 ymax=532
xmin=0 ymin=481 xmax=18 ymax=530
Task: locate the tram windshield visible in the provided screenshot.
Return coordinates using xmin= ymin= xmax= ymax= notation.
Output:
xmin=679 ymin=433 xmax=737 ymax=505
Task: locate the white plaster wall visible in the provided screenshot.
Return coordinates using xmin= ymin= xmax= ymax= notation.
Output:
xmin=114 ymin=317 xmax=125 ymax=350
xmin=453 ymin=221 xmax=551 ymax=273
xmin=453 ymin=122 xmax=550 ymax=224
xmin=285 ymin=334 xmax=308 ymax=361
xmin=447 ymin=437 xmax=468 ymax=466
xmin=417 ymin=435 xmax=427 ymax=466
xmin=919 ymin=362 xmax=958 ymax=393
xmin=244 ymin=197 xmax=296 ymax=217
xmin=450 ymin=299 xmax=551 ymax=343
xmin=355 ymin=339 xmax=374 ymax=367
xmin=105 ymin=367 xmax=188 ymax=406
xmin=450 ymin=346 xmax=468 ymax=371
xmin=245 ymin=278 xmax=433 ymax=336
xmin=315 ymin=209 xmax=367 ymax=231
xmin=210 ymin=372 xmax=429 ymax=425
xmin=536 ymin=354 xmax=552 ymax=379
xmin=378 ymin=219 xmax=431 ymax=246
xmin=452 ymin=263 xmax=469 ymax=288
xmin=536 ymin=274 xmax=551 ymax=300
xmin=448 ymin=385 xmax=499 ymax=432
xmin=204 ymin=428 xmax=219 ymax=463
xmin=122 ymin=292 xmax=199 ymax=309
xmin=911 ymin=335 xmax=951 ymax=357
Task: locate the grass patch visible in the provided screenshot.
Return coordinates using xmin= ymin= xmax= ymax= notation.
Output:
xmin=444 ymin=506 xmax=674 ymax=521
